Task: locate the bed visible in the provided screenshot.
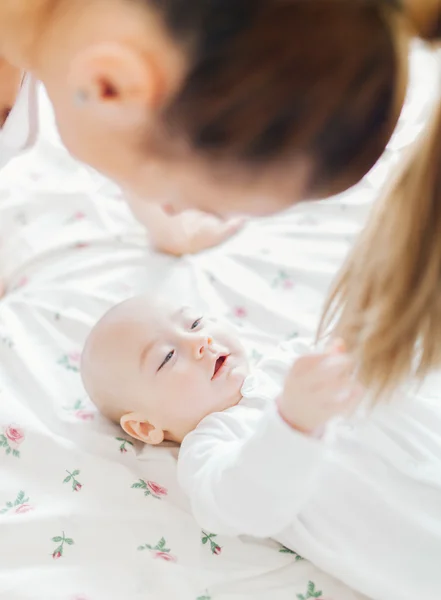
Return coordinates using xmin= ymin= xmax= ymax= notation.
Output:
xmin=0 ymin=43 xmax=437 ymax=600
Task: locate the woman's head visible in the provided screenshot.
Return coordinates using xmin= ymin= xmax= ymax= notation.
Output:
xmin=20 ymin=0 xmax=408 ymax=214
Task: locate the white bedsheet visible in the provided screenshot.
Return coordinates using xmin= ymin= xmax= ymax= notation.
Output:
xmin=0 ymin=44 xmax=438 ymax=600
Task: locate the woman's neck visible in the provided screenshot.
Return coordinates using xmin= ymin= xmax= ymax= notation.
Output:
xmin=0 ymin=0 xmax=61 ymax=69
xmin=403 ymin=0 xmax=441 ymax=38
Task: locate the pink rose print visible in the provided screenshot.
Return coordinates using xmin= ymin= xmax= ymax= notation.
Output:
xmin=58 ymin=352 xmax=81 ymax=373
xmin=201 ymin=531 xmax=222 ymax=556
xmin=63 ymin=470 xmax=83 ymax=492
xmin=64 ymin=400 xmax=95 ymax=421
xmin=75 ymin=409 xmax=95 ymax=421
xmin=51 ymin=532 xmax=74 ymax=560
xmin=272 ymin=270 xmax=295 ymax=290
xmin=75 ymin=242 xmax=89 ymax=249
xmin=68 ymin=351 xmax=81 ymax=364
xmin=13 ymin=276 xmax=29 ymax=290
xmin=154 ymin=551 xmax=177 ymax=562
xmin=0 ymin=490 xmax=31 ymax=515
xmin=0 ymin=425 xmax=24 ymax=458
xmin=15 ymin=503 xmax=33 ymax=515
xmin=132 ymin=479 xmax=168 ymax=500
xmin=138 ymin=537 xmax=176 ymax=562
xmin=4 ymin=425 xmax=24 ymax=445
xmin=147 ymin=482 xmax=168 ymax=497
xmin=233 ymin=306 xmax=247 ymax=319
xmin=74 ymin=211 xmax=86 ymax=220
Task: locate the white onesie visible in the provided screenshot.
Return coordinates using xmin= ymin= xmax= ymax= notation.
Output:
xmin=178 ymin=339 xmax=441 ymax=600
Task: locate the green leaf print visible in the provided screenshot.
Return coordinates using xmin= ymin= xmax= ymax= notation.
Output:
xmin=296 ymin=581 xmax=323 ymax=600
xmin=157 ymin=538 xmax=166 ymax=550
xmin=131 ymin=480 xmax=146 ymax=489
xmin=116 ymin=437 xmax=134 ymax=453
xmin=51 ymin=532 xmax=75 ymax=560
xmin=201 ymin=531 xmax=222 ymax=556
xmin=63 ymin=470 xmax=82 ymax=492
xmin=0 ymin=490 xmax=30 ymax=515
xmin=138 ymin=538 xmax=173 ymax=557
xmin=279 ymin=545 xmax=295 ymax=554
xmin=279 ymin=545 xmax=304 ymax=560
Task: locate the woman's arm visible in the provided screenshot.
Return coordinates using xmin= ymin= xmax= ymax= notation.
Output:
xmin=0 ymin=58 xmax=21 ymax=127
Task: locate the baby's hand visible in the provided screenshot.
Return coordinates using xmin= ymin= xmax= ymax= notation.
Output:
xmin=277 ymin=342 xmax=364 ymax=435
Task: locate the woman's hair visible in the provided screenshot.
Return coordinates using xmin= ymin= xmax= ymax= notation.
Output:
xmin=149 ymin=0 xmax=441 ymax=396
xmin=319 ymin=3 xmax=441 ymax=398
xmin=149 ymin=0 xmax=402 ymax=197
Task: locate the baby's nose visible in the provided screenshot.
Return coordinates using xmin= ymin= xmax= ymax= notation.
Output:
xmin=193 ymin=335 xmax=213 ymax=359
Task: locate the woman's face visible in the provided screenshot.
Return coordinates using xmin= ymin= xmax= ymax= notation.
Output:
xmin=36 ymin=0 xmax=311 ymax=217
xmin=48 ymin=76 xmax=310 ymax=217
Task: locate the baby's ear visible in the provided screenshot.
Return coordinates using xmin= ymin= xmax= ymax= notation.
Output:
xmin=120 ymin=413 xmax=164 ymax=445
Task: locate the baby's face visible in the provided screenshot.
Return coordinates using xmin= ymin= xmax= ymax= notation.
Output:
xmin=83 ymin=296 xmax=249 ymax=443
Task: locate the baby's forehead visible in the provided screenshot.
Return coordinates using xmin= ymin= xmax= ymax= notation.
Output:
xmin=108 ymin=297 xmax=197 ymax=335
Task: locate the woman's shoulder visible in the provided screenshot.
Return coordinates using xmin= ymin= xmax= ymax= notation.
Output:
xmin=0 ymin=74 xmax=39 ymax=169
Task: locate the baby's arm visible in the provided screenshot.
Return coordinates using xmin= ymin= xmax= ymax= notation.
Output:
xmin=178 ymin=401 xmax=325 ymax=537
xmin=125 ymin=196 xmax=243 ymax=256
xmin=178 ymin=346 xmax=363 ymax=537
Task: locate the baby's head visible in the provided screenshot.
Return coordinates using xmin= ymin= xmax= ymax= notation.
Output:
xmin=81 ymin=295 xmax=249 ymax=444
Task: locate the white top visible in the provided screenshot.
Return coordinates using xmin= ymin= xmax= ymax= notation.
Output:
xmin=0 ymin=74 xmax=38 ymax=170
xmin=178 ymin=340 xmax=441 ymax=600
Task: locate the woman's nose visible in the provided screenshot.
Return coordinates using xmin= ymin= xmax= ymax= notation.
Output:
xmin=192 ymin=335 xmax=213 ymax=359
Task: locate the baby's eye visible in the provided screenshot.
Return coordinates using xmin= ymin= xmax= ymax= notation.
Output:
xmin=191 ymin=318 xmax=203 ymax=330
xmin=158 ymin=350 xmax=174 ymax=371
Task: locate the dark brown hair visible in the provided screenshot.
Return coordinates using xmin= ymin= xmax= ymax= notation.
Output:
xmin=151 ymin=0 xmax=401 ymax=198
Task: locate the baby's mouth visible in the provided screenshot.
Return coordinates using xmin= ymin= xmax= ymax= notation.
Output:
xmin=212 ymin=355 xmax=228 ymax=380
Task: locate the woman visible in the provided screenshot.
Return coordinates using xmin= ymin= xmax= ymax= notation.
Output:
xmin=2 ymin=0 xmax=439 ymax=382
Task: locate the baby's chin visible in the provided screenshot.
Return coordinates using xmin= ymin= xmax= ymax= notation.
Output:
xmin=221 ymin=363 xmax=249 ymax=408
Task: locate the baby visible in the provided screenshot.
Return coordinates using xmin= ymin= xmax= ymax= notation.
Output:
xmin=81 ymin=294 xmax=360 ymax=447
xmin=81 ymin=294 xmax=441 ymax=600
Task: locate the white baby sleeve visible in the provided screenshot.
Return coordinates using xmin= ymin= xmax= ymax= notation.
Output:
xmin=178 ymin=401 xmax=326 ymax=537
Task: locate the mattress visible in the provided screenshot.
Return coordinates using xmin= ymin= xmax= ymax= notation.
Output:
xmin=0 ymin=43 xmax=437 ymax=600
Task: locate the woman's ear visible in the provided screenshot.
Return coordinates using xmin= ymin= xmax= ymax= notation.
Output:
xmin=120 ymin=412 xmax=164 ymax=445
xmin=67 ymin=42 xmax=164 ymax=127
